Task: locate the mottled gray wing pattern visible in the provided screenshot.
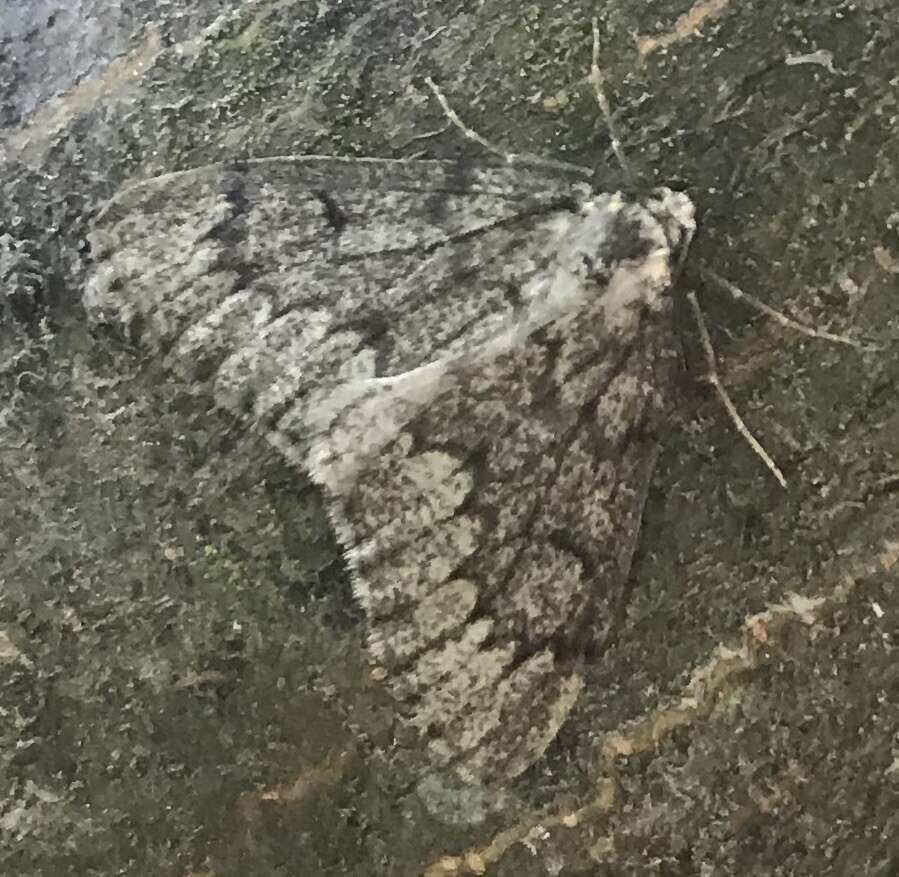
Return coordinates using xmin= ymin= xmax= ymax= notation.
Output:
xmin=84 ymin=156 xmax=694 ymax=794
xmin=86 ymin=156 xmax=591 ymax=425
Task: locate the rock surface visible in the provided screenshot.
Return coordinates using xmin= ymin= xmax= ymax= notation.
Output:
xmin=2 ymin=1 xmax=898 ymax=874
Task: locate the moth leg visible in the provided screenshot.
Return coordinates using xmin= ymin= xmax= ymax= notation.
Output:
xmin=688 ymin=261 xmax=876 ymax=486
xmin=686 ymin=290 xmax=788 ymax=488
xmin=699 ymin=267 xmax=876 ymax=351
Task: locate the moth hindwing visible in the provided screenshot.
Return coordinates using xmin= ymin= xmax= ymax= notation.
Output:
xmin=84 ymin=155 xmax=694 ymax=805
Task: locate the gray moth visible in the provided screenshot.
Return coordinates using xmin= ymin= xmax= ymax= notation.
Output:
xmin=83 ymin=153 xmax=695 ymax=800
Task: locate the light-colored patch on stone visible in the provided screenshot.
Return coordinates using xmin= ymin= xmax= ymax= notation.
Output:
xmin=636 ymin=0 xmax=732 ymax=59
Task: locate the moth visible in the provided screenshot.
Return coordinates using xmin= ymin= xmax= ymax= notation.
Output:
xmin=84 ymin=152 xmax=695 ymax=801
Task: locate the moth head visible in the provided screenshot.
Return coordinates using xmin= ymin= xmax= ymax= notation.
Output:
xmin=561 ymin=190 xmax=695 ymax=287
xmin=644 ymin=187 xmax=696 ymax=263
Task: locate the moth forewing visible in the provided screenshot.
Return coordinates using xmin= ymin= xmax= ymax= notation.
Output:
xmin=301 ymin=185 xmax=695 ymax=790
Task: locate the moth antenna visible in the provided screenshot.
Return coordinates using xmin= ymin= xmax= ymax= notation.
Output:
xmin=427 ymin=26 xmax=634 ymax=182
xmin=686 ymin=291 xmax=788 ymax=488
xmin=699 ymin=267 xmax=877 ymax=351
xmin=589 ymin=19 xmax=631 ymax=178
xmin=423 ymin=77 xmax=593 ymax=178
xmin=423 ymin=76 xmax=511 ymax=159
